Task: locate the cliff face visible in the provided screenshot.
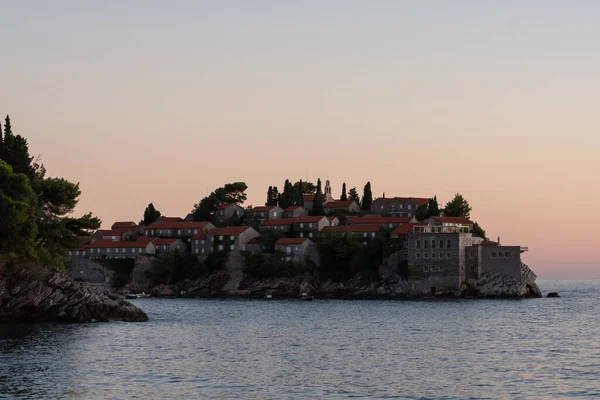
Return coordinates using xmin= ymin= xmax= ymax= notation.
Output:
xmin=0 ymin=268 xmax=148 ymax=323
xmin=122 ymin=261 xmax=541 ymax=299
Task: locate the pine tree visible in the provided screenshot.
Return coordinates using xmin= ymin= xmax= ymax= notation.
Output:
xmin=142 ymin=203 xmax=162 ymax=226
xmin=340 ymin=183 xmax=347 ymax=201
xmin=444 ymin=193 xmax=472 ymax=218
xmin=278 ymin=179 xmax=295 ymax=209
xmin=4 ymin=115 xmax=12 ymax=138
xmin=425 ymin=196 xmax=440 ymax=218
xmin=312 ymin=178 xmax=325 ymax=215
xmin=266 ymin=186 xmax=275 ymax=206
xmin=361 ymin=182 xmax=373 ymax=210
xmin=348 ymin=187 xmax=360 ymax=204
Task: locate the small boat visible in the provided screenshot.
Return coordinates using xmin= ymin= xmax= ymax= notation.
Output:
xmin=300 ymin=293 xmax=314 ymax=301
xmin=264 ymin=294 xmax=273 ymax=299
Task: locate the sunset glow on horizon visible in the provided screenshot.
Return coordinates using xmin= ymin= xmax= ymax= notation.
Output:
xmin=2 ymin=1 xmax=599 ymax=278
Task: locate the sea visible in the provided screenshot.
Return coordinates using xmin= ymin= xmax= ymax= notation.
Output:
xmin=1 ymin=280 xmax=599 ymax=400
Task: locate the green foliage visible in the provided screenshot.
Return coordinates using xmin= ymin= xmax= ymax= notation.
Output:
xmin=444 ymin=193 xmax=472 ymax=219
xmin=472 ymin=222 xmax=486 ymax=239
xmin=361 ymin=182 xmax=373 ymax=210
xmin=340 ymin=183 xmax=347 ymax=201
xmin=258 ymin=230 xmax=287 ymax=253
xmin=425 ymin=196 xmax=440 ymax=218
xmin=317 ymin=233 xmax=384 ymax=282
xmin=312 ymin=178 xmax=325 ymax=216
xmin=415 ymin=203 xmax=428 ymax=221
xmin=0 ymin=116 xmax=101 ymax=268
xmin=278 ymin=179 xmax=295 ymax=209
xmin=99 ymin=258 xmax=136 ymax=287
xmin=294 ymin=180 xmax=315 ymax=194
xmin=265 ymin=186 xmax=279 ymax=206
xmin=348 ymin=187 xmax=360 ymax=204
xmin=141 ymin=202 xmax=161 ymax=226
xmin=0 ymin=160 xmax=38 ymax=260
xmin=243 ymin=251 xmax=307 ymax=279
xmin=191 ymin=196 xmax=218 ymax=221
xmin=212 ymin=182 xmax=248 ymax=204
xmin=146 ymin=250 xmax=227 ymax=285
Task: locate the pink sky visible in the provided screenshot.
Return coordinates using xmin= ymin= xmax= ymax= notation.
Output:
xmin=2 ymin=2 xmax=599 ymax=278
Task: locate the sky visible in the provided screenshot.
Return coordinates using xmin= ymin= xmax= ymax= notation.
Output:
xmin=1 ymin=1 xmax=599 ymax=279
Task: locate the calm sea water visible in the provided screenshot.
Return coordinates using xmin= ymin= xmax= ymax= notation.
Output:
xmin=1 ymin=280 xmax=599 ymax=400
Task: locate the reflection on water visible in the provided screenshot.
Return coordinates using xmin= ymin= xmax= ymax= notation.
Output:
xmin=1 ymin=280 xmax=599 ymax=399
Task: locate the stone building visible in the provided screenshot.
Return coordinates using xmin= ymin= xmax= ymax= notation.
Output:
xmin=71 ymin=237 xmax=158 ymax=260
xmin=154 ymin=238 xmax=187 ymax=253
xmin=142 ymin=221 xmax=215 ymax=238
xmin=249 ymin=205 xmax=283 ymax=221
xmin=259 ymin=218 xmax=294 ymax=234
xmin=274 ymin=238 xmax=311 ymax=262
xmin=283 ymin=206 xmax=309 ymax=218
xmin=213 ymin=203 xmax=245 ymax=225
xmin=190 ymin=232 xmax=212 ymax=256
xmin=371 ymin=196 xmax=430 ymax=217
xmin=323 ymin=200 xmax=361 ymax=214
xmin=321 ymin=225 xmax=380 ymax=239
xmin=292 ymin=216 xmax=329 ymax=239
xmin=207 ymin=226 xmax=259 ymax=252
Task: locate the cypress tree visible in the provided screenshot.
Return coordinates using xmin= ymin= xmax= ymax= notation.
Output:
xmin=0 ymin=119 xmax=3 ymax=147
xmin=312 ymin=178 xmax=325 ymax=215
xmin=340 ymin=183 xmax=347 ymax=201
xmin=425 ymin=196 xmax=440 ymax=218
xmin=361 ymin=182 xmax=373 ymax=210
xmin=266 ymin=186 xmax=274 ymax=206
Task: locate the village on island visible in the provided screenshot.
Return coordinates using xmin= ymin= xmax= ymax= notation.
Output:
xmin=68 ymin=179 xmax=537 ymax=297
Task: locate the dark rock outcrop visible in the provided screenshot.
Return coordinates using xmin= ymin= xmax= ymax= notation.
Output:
xmin=464 ymin=263 xmax=542 ymax=298
xmin=0 ymin=269 xmax=148 ymax=323
xmin=547 ymin=292 xmax=560 ymax=298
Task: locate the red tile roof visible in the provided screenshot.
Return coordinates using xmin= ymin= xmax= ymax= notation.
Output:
xmin=293 ymin=216 xmax=327 ymax=223
xmin=260 ymin=218 xmax=295 ymax=227
xmin=154 ymin=238 xmax=179 ymax=245
xmin=431 ymin=217 xmax=473 ymax=225
xmin=159 ymin=216 xmax=183 ymax=222
xmin=85 ymin=237 xmax=157 ymax=249
xmin=323 ymin=200 xmax=356 ymax=208
xmin=247 ymin=238 xmax=261 ymax=245
xmin=252 ymin=206 xmax=280 ymax=212
xmin=347 ymin=216 xmax=412 ymax=225
xmin=191 ymin=232 xmax=208 ymax=240
xmin=327 ymin=216 xmax=339 ymax=222
xmin=322 ymin=225 xmax=381 ymax=233
xmin=303 ymin=194 xmax=315 ymax=201
xmin=96 ymin=230 xmax=124 ymax=237
xmin=208 ymin=226 xmax=254 ymax=236
xmin=275 ymin=238 xmax=310 ymax=245
xmin=111 ymin=221 xmax=137 ymax=230
xmin=375 ymin=197 xmax=431 ymax=205
xmin=143 ymin=221 xmax=213 ymax=230
xmin=411 ymin=198 xmax=430 ymax=205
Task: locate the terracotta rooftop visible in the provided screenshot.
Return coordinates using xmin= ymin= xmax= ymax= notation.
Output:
xmin=391 ymin=224 xmax=428 ymax=235
xmin=247 ymin=238 xmax=261 ymax=245
xmin=260 ymin=218 xmax=295 ymax=226
xmin=208 ymin=226 xmax=254 ymax=236
xmin=96 ymin=229 xmax=125 ymax=237
xmin=158 ymin=216 xmax=183 ymax=222
xmin=85 ymin=237 xmax=157 ymax=249
xmin=303 ymin=194 xmax=315 ymax=201
xmin=252 ymin=206 xmax=280 ymax=212
xmin=111 ymin=221 xmax=137 ymax=230
xmin=191 ymin=232 xmax=208 ymax=240
xmin=322 ymin=225 xmax=381 ymax=233
xmin=376 ymin=197 xmax=431 ymax=205
xmin=143 ymin=221 xmax=213 ymax=230
xmin=275 ymin=238 xmax=311 ymax=245
xmin=293 ymin=216 xmax=327 ymax=223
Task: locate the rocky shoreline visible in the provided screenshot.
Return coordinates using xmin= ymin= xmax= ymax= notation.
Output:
xmin=119 ymin=261 xmax=542 ymax=300
xmin=0 ymin=268 xmax=148 ymax=323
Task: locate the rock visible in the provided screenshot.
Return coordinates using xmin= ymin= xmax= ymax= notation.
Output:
xmin=0 ymin=268 xmax=148 ymax=323
xmin=466 ymin=262 xmax=542 ymax=298
xmin=547 ymin=292 xmax=560 ymax=298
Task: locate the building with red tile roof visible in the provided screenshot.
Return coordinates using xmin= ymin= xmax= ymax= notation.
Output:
xmin=323 ymin=200 xmax=360 ymax=214
xmin=142 ymin=221 xmax=215 ymax=238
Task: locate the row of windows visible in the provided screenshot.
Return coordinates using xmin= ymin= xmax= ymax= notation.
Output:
xmin=381 ymin=204 xmax=413 ymax=210
xmin=148 ymin=229 xmax=201 ymax=235
xmin=492 ymin=252 xmax=511 ymax=258
xmin=417 ymin=240 xmax=452 ymax=249
xmin=423 ymin=265 xmax=444 ymax=272
xmin=71 ymin=247 xmax=146 ymax=256
xmin=416 ymin=253 xmax=452 ymax=260
xmin=299 ymin=232 xmax=314 ymax=238
xmin=299 ymin=223 xmax=314 ymax=228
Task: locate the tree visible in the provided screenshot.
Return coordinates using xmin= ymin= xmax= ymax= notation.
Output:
xmin=266 ymin=186 xmax=278 ymax=206
xmin=415 ymin=204 xmax=428 ymax=221
xmin=211 ymin=182 xmax=248 ymax=204
xmin=312 ymin=178 xmax=325 ymax=215
xmin=141 ymin=203 xmax=161 ymax=226
xmin=278 ymin=179 xmax=295 ymax=209
xmin=444 ymin=193 xmax=472 ymax=218
xmin=361 ymin=182 xmax=373 ymax=210
xmin=0 ymin=115 xmax=34 ymax=178
xmin=425 ymin=196 xmax=440 ymax=218
xmin=0 ymin=159 xmax=38 ymax=260
xmin=191 ymin=196 xmax=218 ymax=221
xmin=0 ymin=119 xmax=3 ymax=146
xmin=340 ymin=183 xmax=347 ymax=201
xmin=348 ymin=187 xmax=360 ymax=204
xmin=294 ymin=179 xmax=304 ymax=206
xmin=472 ymin=222 xmax=486 ymax=239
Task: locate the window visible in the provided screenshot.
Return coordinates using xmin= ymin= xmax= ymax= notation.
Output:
xmin=219 ymin=235 xmax=224 ymax=240
xmin=498 ymin=252 xmax=503 ymax=258
xmin=299 ymin=232 xmax=304 ymax=238
xmin=300 ymin=223 xmax=304 ymax=228
xmin=69 ymin=251 xmax=72 ymax=256
xmin=132 ymin=248 xmax=136 ymax=253
xmin=202 ymin=249 xmax=205 ymax=254
xmin=380 ymin=205 xmax=384 ymax=210
xmin=75 ymin=251 xmax=79 ymax=256
xmin=431 ymin=240 xmax=436 ymax=249
xmin=286 ymin=247 xmax=292 ymax=255
xmin=309 ymin=223 xmax=313 ymax=228
xmin=230 ymin=235 xmax=235 ymax=240
xmin=273 ymin=212 xmax=277 ymax=217
xmin=505 ymin=252 xmax=510 ymax=257
xmin=211 ymin=237 xmax=214 ymax=241
xmin=469 ymin=253 xmax=473 ymax=259
xmin=431 ymin=253 xmax=436 ymax=259
xmin=447 ymin=240 xmax=451 ymax=248
xmin=195 ymin=249 xmax=199 ymax=254
xmin=416 ymin=240 xmax=421 ymax=249
xmin=201 ymin=240 xmax=205 ymax=244
xmin=194 ymin=230 xmax=198 ymax=234
xmin=178 ymin=230 xmax=182 ymax=235
xmin=492 ymin=252 xmax=497 ymax=257
xmin=309 ymin=232 xmax=313 ymax=238
xmin=230 ymin=245 xmax=235 ymax=250
xmin=424 ymin=253 xmax=429 ymax=259
xmin=416 ymin=253 xmax=421 ymax=259
xmin=440 ymin=253 xmax=444 ymax=259
xmin=424 ymin=241 xmax=428 ymax=249
xmin=403 ymin=241 xmax=408 ymax=248
xmin=363 ymin=233 xmax=367 ymax=237
xmin=218 ymin=245 xmax=224 ymax=251
xmin=408 ymin=204 xmax=412 ymax=210
xmin=446 ymin=253 xmax=451 ymax=259
xmin=423 ymin=265 xmax=429 ymax=272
